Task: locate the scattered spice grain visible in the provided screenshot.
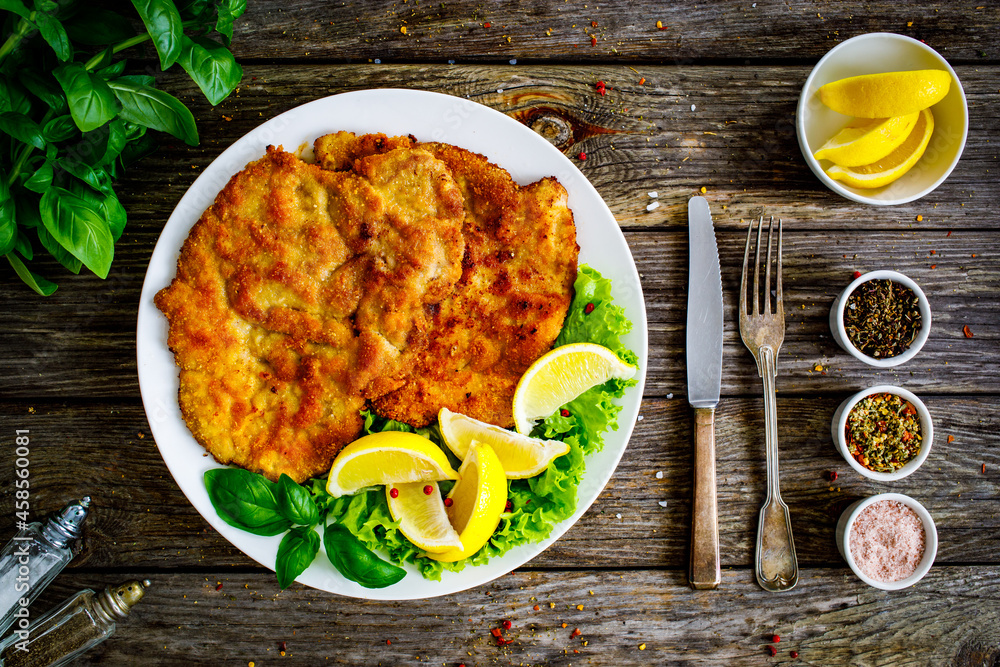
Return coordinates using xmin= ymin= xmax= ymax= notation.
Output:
xmin=963 ymin=325 xmax=974 ymax=338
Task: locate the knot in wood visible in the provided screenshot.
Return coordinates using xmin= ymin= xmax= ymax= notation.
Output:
xmin=528 ymin=113 xmax=573 ymax=148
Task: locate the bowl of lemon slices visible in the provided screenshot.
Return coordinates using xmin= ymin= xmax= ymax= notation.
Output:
xmin=797 ymin=32 xmax=968 ymax=205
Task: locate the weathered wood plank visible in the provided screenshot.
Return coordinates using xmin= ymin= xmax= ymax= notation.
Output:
xmin=224 ymin=0 xmax=1000 ymax=63
xmin=1 ymin=396 xmax=996 ymax=570
xmin=27 ymin=568 xmax=1000 ymax=666
xmin=1 ymin=226 xmax=997 ymax=398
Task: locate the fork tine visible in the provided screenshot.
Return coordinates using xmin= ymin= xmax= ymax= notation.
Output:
xmin=764 ymin=216 xmax=774 ymax=315
xmin=741 ymin=219 xmax=754 ymax=317
xmin=753 ymin=216 xmax=763 ymax=316
xmin=776 ymin=218 xmax=783 ymax=311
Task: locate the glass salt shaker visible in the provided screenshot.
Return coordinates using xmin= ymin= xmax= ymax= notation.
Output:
xmin=0 ymin=498 xmax=91 ymax=638
xmin=0 ymin=579 xmax=150 ymax=667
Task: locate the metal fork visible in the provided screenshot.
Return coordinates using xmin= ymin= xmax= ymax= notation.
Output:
xmin=739 ymin=216 xmax=798 ymax=592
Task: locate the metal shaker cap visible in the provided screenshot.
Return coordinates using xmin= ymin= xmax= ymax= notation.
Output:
xmin=40 ymin=497 xmax=91 ymax=548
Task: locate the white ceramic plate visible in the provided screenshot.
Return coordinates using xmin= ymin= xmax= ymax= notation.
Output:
xmin=136 ymin=89 xmax=648 ymax=600
xmin=796 ymin=32 xmax=968 ymax=205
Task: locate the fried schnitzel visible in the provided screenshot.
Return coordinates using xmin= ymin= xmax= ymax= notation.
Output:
xmin=155 ymin=145 xmax=465 ymax=482
xmin=315 ymin=133 xmax=580 ymax=428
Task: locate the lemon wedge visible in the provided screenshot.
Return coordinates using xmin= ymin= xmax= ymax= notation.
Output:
xmin=825 ymin=108 xmax=934 ymax=189
xmin=325 ymin=431 xmax=459 ymax=498
xmin=512 ymin=342 xmax=637 ymax=435
xmin=386 ymin=481 xmax=463 ymax=553
xmin=813 ymin=113 xmax=919 ymax=167
xmin=818 ymin=69 xmax=951 ymax=118
xmin=426 ymin=442 xmax=507 ymax=563
xmin=438 ymin=408 xmax=570 ymax=478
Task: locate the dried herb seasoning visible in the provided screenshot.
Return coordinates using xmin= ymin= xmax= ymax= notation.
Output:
xmin=845 ymin=393 xmax=922 ymax=472
xmin=844 ymin=279 xmax=922 ymax=358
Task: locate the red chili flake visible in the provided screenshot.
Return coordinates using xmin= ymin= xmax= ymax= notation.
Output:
xmin=570 ymin=628 xmax=581 ymax=639
xmin=591 ymin=35 xmax=597 ymax=46
xmin=964 ymin=325 xmax=974 ymax=338
xmin=494 ymin=636 xmax=506 ymax=646
xmin=948 ymin=435 xmax=955 ymax=443
xmin=983 ymin=463 xmax=987 ymax=474
xmin=491 ymin=628 xmax=503 ymax=638
xmin=591 ymin=20 xmax=598 ymax=27
xmin=947 ymin=230 xmax=952 ymax=237
xmin=930 ymin=264 xmax=936 ymax=269
xmin=584 ymin=302 xmax=595 ymax=314
xmin=767 ymin=645 xmax=777 ymax=656
xmin=560 ymin=408 xmax=571 ymax=417
xmin=389 ymin=487 xmax=399 ymax=498
xmin=639 ymin=77 xmax=646 ymax=85
xmin=972 ymin=253 xmax=977 ymax=258
xmin=930 ymin=249 xmax=936 ymax=255
xmin=853 ymin=270 xmax=862 ymax=279
xmin=444 ymin=497 xmax=454 ymax=507
xmin=791 ymin=651 xmax=799 ymax=659
xmin=502 ymin=619 xmax=512 ymax=630
xmin=215 ymin=583 xmax=223 ymax=591
xmin=279 ymin=641 xmax=287 ymax=652
xmin=386 ymin=639 xmax=392 ymax=645
xmin=595 ymin=80 xmax=607 ymax=95
xmin=533 ymin=604 xmax=540 ymax=611
xmin=505 ymin=500 xmax=513 ymax=511
xmin=423 ymin=485 xmax=433 ymax=495
xmin=578 ymin=152 xmax=587 ymax=160
xmin=483 ymin=21 xmax=491 ymax=28
xmin=772 ymin=635 xmax=780 ymax=643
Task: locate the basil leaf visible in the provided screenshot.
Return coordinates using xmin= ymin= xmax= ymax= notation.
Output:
xmin=0 ymin=112 xmax=45 ymax=149
xmin=85 ymin=117 xmax=128 ymax=167
xmin=215 ymin=0 xmax=246 ymax=45
xmin=18 ymin=70 xmax=66 ymax=112
xmin=89 ymin=46 xmax=114 ymax=71
xmin=275 ymin=527 xmax=320 ymax=589
xmin=53 ymin=62 xmax=121 ymax=132
xmin=64 ymin=8 xmax=135 ymax=46
xmin=115 ymin=74 xmax=156 ymax=87
xmin=204 ymin=469 xmax=292 ymax=537
xmin=34 ymin=10 xmax=72 ymax=62
xmin=275 ymin=474 xmax=320 ymax=526
xmin=130 ymin=0 xmax=183 ymax=70
xmin=14 ymin=229 xmax=32 ymax=260
xmin=96 ymin=60 xmax=128 ymax=81
xmin=14 ymin=195 xmax=39 ymax=229
xmin=67 ymin=181 xmax=127 ymax=241
xmin=24 ymin=160 xmax=53 ymax=193
xmin=6 ymin=252 xmax=57 ymax=295
xmin=43 ymin=114 xmax=78 ymax=142
xmin=107 ymin=77 xmax=197 ymax=145
xmin=0 ymin=0 xmax=31 ymax=19
xmin=119 ymin=132 xmax=158 ymax=167
xmin=2 ymin=79 xmax=32 ymax=115
xmin=58 ymin=157 xmax=105 ymax=191
xmin=175 ymin=0 xmax=212 ymax=22
xmin=39 ymin=186 xmax=114 ymax=279
xmin=37 ymin=225 xmax=82 ymax=273
xmin=177 ymin=35 xmax=242 ymax=106
xmin=323 ymin=522 xmax=406 ymax=589
xmin=0 ymin=198 xmax=16 ymax=256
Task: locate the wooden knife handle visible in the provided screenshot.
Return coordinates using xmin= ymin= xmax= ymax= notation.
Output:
xmin=690 ymin=406 xmax=721 ymax=589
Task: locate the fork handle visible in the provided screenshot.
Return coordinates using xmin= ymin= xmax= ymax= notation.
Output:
xmin=690 ymin=407 xmax=721 ymax=589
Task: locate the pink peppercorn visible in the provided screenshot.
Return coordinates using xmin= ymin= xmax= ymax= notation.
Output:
xmin=389 ymin=488 xmax=399 ymax=498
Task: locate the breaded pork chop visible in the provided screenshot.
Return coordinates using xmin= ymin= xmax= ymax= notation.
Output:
xmin=315 ymin=133 xmax=580 ymax=428
xmin=155 ymin=145 xmax=465 ymax=482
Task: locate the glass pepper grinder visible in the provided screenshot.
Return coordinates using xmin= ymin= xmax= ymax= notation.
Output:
xmin=0 ymin=579 xmax=151 ymax=667
xmin=0 ymin=498 xmax=91 ymax=637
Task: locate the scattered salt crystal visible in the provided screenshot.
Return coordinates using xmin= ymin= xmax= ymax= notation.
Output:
xmin=497 ymin=88 xmax=503 ymax=93
xmin=637 ymin=415 xmax=644 ymax=421
xmin=448 ymin=59 xmax=455 ymax=64
xmin=374 ymin=59 xmax=382 ymax=64
xmin=509 ymin=58 xmax=517 ymax=65
xmin=752 ymin=2 xmax=756 ymax=6
xmin=666 ymin=393 xmax=673 ymax=399
xmin=648 ymin=191 xmax=658 ymax=198
xmin=646 ymin=201 xmax=660 ymax=212
xmin=690 ymin=104 xmax=696 ymax=111
xmin=615 ymin=513 xmax=622 ymax=519
xmin=655 ymin=471 xmax=663 ymax=479
xmin=658 ymin=501 xmax=668 ymax=508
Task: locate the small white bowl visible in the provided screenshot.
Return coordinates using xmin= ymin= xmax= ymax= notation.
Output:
xmin=831 ymin=384 xmax=933 ymax=482
xmin=836 ymin=493 xmax=937 ymax=590
xmin=797 ymin=32 xmax=968 ymax=205
xmin=829 ymin=270 xmax=931 ymax=367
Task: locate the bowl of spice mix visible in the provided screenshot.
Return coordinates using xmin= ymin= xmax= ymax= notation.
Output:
xmin=829 ymin=270 xmax=931 ymax=367
xmin=836 ymin=492 xmax=937 ymax=590
xmin=832 ymin=384 xmax=933 ymax=481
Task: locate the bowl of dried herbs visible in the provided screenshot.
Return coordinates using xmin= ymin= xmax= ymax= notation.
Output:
xmin=831 ymin=385 xmax=934 ymax=481
xmin=829 ymin=270 xmax=931 ymax=367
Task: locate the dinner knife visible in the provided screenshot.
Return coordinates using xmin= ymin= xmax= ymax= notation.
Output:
xmin=686 ymin=195 xmax=723 ymax=590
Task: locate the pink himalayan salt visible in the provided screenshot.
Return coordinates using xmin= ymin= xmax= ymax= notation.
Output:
xmin=849 ymin=499 xmax=926 ymax=582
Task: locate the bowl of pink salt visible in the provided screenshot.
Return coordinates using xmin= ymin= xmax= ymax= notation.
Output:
xmin=836 ymin=493 xmax=937 ymax=590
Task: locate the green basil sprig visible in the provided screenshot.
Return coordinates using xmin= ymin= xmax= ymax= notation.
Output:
xmin=0 ymin=0 xmax=246 ymax=295
xmin=204 ymin=469 xmax=406 ymax=590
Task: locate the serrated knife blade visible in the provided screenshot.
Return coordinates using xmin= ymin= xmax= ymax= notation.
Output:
xmin=686 ymin=195 xmax=723 ymax=590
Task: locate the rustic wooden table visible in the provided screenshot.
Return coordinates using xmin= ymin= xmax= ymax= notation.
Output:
xmin=2 ymin=1 xmax=999 ymax=665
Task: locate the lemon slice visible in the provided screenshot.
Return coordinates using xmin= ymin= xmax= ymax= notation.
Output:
xmin=426 ymin=442 xmax=507 ymax=563
xmin=818 ymin=69 xmax=951 ymax=118
xmin=438 ymin=408 xmax=571 ymax=478
xmin=813 ymin=113 xmax=919 ymax=167
xmin=512 ymin=342 xmax=637 ymax=435
xmin=326 ymin=431 xmax=459 ymax=497
xmin=386 ymin=481 xmax=463 ymax=553
xmin=825 ymin=108 xmax=934 ymax=189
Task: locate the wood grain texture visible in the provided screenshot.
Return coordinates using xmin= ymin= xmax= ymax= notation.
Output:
xmin=1 ymin=396 xmax=996 ymax=570
xmin=27 ymin=568 xmax=1000 ymax=667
